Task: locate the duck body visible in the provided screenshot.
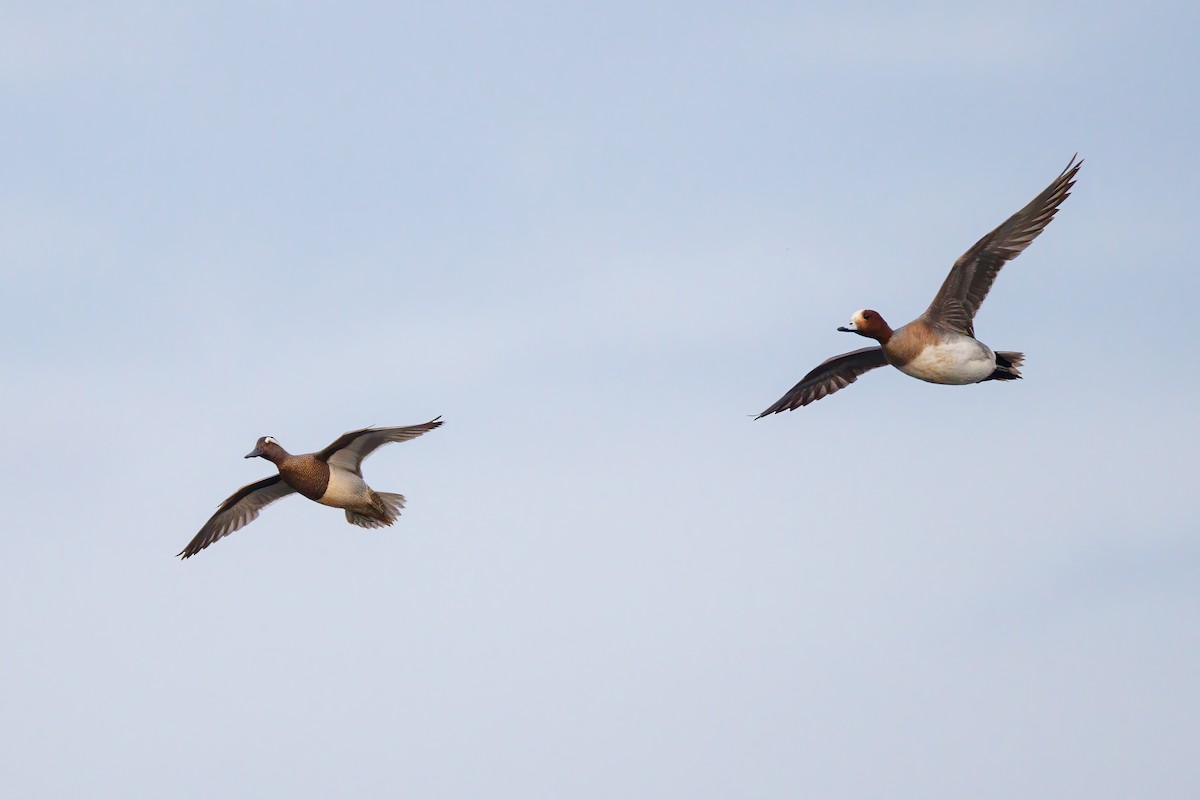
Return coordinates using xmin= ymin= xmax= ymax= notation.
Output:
xmin=840 ymin=310 xmax=1026 ymax=388
xmin=887 ymin=323 xmax=996 ymax=385
xmin=273 ymin=453 xmax=382 ymax=520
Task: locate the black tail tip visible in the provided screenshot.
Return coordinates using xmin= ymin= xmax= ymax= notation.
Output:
xmin=987 ymin=351 xmax=1024 ymax=381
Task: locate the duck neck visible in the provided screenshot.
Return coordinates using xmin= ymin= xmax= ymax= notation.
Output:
xmin=863 ymin=325 xmax=892 ymax=346
xmin=261 ymin=443 xmax=292 ymax=465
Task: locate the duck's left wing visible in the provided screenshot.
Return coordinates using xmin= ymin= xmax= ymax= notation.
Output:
xmin=316 ymin=417 xmax=444 ymax=475
xmin=757 ymin=347 xmax=888 ymax=417
xmin=923 ymin=155 xmax=1081 ymax=337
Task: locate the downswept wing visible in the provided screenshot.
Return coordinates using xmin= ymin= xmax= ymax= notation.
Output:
xmin=316 ymin=417 xmax=444 ymax=475
xmin=178 ymin=475 xmax=297 ymax=558
xmin=922 ymin=155 xmax=1082 ymax=337
xmin=757 ymin=347 xmax=888 ymax=417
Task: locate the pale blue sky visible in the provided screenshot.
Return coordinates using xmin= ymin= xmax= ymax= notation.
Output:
xmin=2 ymin=2 xmax=1198 ymax=797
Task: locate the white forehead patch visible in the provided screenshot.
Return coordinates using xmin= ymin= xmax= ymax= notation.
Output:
xmin=264 ymin=436 xmax=276 ymax=444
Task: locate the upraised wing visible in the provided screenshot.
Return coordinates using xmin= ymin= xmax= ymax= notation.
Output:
xmin=316 ymin=417 xmax=444 ymax=475
xmin=923 ymin=155 xmax=1081 ymax=336
xmin=757 ymin=347 xmax=888 ymax=417
xmin=178 ymin=475 xmax=297 ymax=559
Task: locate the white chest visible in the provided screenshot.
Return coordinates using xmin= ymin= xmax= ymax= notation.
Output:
xmin=895 ymin=338 xmax=996 ymax=385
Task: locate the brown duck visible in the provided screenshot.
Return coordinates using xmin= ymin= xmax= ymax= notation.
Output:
xmin=179 ymin=418 xmax=443 ymax=558
xmin=758 ymin=156 xmax=1081 ymax=416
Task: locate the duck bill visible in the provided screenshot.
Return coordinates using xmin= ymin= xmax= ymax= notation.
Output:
xmin=244 ymin=447 xmax=264 ymax=459
xmin=837 ymin=325 xmax=856 ymax=333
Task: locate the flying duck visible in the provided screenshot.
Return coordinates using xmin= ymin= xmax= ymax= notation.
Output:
xmin=758 ymin=156 xmax=1081 ymax=417
xmin=179 ymin=418 xmax=443 ymax=558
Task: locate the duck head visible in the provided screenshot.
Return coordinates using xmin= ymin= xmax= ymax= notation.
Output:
xmin=245 ymin=436 xmax=288 ymax=462
xmin=838 ymin=309 xmax=893 ymax=343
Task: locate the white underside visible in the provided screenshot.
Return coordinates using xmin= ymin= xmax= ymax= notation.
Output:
xmin=894 ymin=337 xmax=996 ymax=385
xmin=318 ymin=468 xmax=374 ymax=510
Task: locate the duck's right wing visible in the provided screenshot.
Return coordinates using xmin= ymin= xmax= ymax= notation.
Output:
xmin=178 ymin=475 xmax=296 ymax=559
xmin=756 ymin=347 xmax=888 ymax=417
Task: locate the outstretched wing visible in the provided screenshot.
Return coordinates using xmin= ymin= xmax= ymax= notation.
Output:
xmin=757 ymin=347 xmax=888 ymax=417
xmin=923 ymin=155 xmax=1082 ymax=336
xmin=178 ymin=475 xmax=296 ymax=559
xmin=316 ymin=417 xmax=444 ymax=475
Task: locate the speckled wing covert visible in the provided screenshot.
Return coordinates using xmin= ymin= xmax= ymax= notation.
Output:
xmin=316 ymin=417 xmax=444 ymax=476
xmin=757 ymin=347 xmax=888 ymax=417
xmin=178 ymin=476 xmax=297 ymax=559
xmin=922 ymin=155 xmax=1082 ymax=337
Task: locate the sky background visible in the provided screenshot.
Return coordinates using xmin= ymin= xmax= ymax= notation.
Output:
xmin=2 ymin=1 xmax=1198 ymax=797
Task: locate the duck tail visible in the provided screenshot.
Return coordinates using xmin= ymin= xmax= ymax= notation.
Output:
xmin=376 ymin=492 xmax=406 ymax=521
xmin=987 ymin=351 xmax=1025 ymax=381
xmin=345 ymin=492 xmax=406 ymax=529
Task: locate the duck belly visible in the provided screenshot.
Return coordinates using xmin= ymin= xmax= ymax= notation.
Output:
xmin=894 ymin=338 xmax=996 ymax=385
xmin=318 ymin=468 xmax=374 ymax=509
